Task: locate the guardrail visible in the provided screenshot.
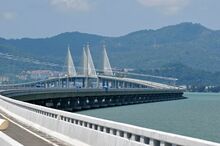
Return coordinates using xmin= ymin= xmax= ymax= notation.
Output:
xmin=0 ymin=75 xmax=180 ymax=90
xmin=0 ymin=94 xmax=219 ymax=146
xmin=0 ymin=88 xmax=183 ymax=98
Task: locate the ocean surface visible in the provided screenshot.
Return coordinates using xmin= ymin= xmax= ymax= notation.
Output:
xmin=77 ymin=92 xmax=220 ymax=143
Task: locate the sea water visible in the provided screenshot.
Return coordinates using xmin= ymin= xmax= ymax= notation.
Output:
xmin=78 ymin=92 xmax=220 ymax=143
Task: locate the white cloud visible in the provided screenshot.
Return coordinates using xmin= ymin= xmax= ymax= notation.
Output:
xmin=137 ymin=0 xmax=189 ymax=14
xmin=0 ymin=12 xmax=15 ymax=21
xmin=50 ymin=0 xmax=90 ymax=12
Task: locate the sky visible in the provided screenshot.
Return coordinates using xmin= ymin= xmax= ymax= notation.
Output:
xmin=0 ymin=0 xmax=220 ymax=38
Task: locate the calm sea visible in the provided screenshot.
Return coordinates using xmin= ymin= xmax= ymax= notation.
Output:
xmin=77 ymin=92 xmax=220 ymax=143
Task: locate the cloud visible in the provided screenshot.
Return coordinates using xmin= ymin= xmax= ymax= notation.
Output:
xmin=0 ymin=12 xmax=16 ymax=21
xmin=50 ymin=0 xmax=90 ymax=12
xmin=137 ymin=0 xmax=189 ymax=14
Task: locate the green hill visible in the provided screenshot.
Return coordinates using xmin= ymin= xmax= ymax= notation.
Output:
xmin=1 ymin=22 xmax=220 ymax=85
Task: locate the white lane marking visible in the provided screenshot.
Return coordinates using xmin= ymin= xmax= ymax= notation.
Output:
xmin=0 ymin=113 xmax=60 ymax=146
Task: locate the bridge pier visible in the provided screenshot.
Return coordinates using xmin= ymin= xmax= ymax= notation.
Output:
xmin=82 ymin=78 xmax=85 ymax=88
xmin=96 ymin=78 xmax=100 ymax=88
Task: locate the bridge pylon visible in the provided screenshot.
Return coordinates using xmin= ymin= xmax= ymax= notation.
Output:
xmin=65 ymin=46 xmax=77 ymax=77
xmin=82 ymin=44 xmax=97 ymax=77
xmin=102 ymin=45 xmax=113 ymax=76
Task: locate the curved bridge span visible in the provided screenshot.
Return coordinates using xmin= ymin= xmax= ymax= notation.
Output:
xmin=0 ymin=75 xmax=183 ymax=112
xmin=0 ymin=88 xmax=184 ymax=112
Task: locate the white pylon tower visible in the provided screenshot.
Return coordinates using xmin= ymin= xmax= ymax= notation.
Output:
xmin=82 ymin=44 xmax=97 ymax=77
xmin=103 ymin=45 xmax=113 ymax=76
xmin=65 ymin=45 xmax=77 ymax=77
xmin=82 ymin=46 xmax=88 ymax=76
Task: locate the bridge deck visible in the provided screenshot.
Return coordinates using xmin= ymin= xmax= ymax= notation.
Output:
xmin=0 ymin=111 xmax=68 ymax=146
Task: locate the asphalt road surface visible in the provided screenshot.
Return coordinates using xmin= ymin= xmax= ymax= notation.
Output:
xmin=0 ymin=113 xmax=68 ymax=146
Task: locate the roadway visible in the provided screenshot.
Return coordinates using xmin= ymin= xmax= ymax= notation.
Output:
xmin=0 ymin=111 xmax=68 ymax=146
xmin=0 ymin=75 xmax=179 ymax=90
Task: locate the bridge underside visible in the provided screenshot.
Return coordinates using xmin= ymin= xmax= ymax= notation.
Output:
xmin=30 ymin=93 xmax=184 ymax=112
xmin=2 ymin=88 xmax=185 ymax=112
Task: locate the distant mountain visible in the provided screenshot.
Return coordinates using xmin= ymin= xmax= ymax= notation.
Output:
xmin=142 ymin=63 xmax=220 ymax=85
xmin=1 ymin=22 xmax=220 ymax=85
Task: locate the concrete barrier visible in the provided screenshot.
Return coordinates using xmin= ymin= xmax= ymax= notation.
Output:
xmin=0 ymin=95 xmax=220 ymax=146
xmin=0 ymin=131 xmax=23 ymax=146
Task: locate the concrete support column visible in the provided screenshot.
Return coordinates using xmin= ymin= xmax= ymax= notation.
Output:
xmin=84 ymin=77 xmax=88 ymax=88
xmin=113 ymin=80 xmax=116 ymax=88
xmin=66 ymin=78 xmax=69 ymax=88
xmin=86 ymin=123 xmax=90 ymax=128
xmin=131 ymin=134 xmax=136 ymax=141
xmin=62 ymin=80 xmax=64 ymax=88
xmin=97 ymin=126 xmax=101 ymax=131
xmin=122 ymin=81 xmax=125 ymax=88
xmin=116 ymin=130 xmax=120 ymax=136
xmin=45 ymin=83 xmax=48 ymax=88
xmin=60 ymin=80 xmax=63 ymax=88
xmin=82 ymin=78 xmax=85 ymax=88
xmin=149 ymin=139 xmax=160 ymax=146
xmin=124 ymin=82 xmax=127 ymax=88
xmin=74 ymin=120 xmax=78 ymax=125
xmin=160 ymin=141 xmax=165 ymax=146
xmin=102 ymin=80 xmax=105 ymax=87
xmin=149 ymin=139 xmax=154 ymax=146
xmin=110 ymin=129 xmax=114 ymax=134
xmin=103 ymin=127 xmax=107 ymax=133
xmin=111 ymin=80 xmax=113 ymax=88
xmin=63 ymin=80 xmax=66 ymax=88
xmin=96 ymin=77 xmax=99 ymax=88
xmin=124 ymin=132 xmax=131 ymax=139
xmin=161 ymin=142 xmax=173 ymax=146
xmin=92 ymin=124 xmax=96 ymax=130
xmin=123 ymin=132 xmax=127 ymax=138
xmin=57 ymin=80 xmax=59 ymax=88
xmin=140 ymin=136 xmax=145 ymax=143
xmin=109 ymin=81 xmax=112 ymax=88
xmin=73 ymin=78 xmax=76 ymax=86
xmin=56 ymin=80 xmax=60 ymax=87
xmin=106 ymin=80 xmax=109 ymax=87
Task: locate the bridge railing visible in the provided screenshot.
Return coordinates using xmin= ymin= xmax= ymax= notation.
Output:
xmin=0 ymin=95 xmax=219 ymax=146
xmin=0 ymin=75 xmax=181 ymax=91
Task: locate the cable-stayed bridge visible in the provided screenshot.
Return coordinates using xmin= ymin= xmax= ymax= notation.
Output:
xmin=0 ymin=44 xmax=178 ymax=90
xmin=0 ymin=45 xmax=184 ymax=111
xmin=1 ymin=45 xmax=218 ymax=146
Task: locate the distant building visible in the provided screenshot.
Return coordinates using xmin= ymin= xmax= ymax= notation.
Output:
xmin=17 ymin=70 xmax=61 ymax=81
